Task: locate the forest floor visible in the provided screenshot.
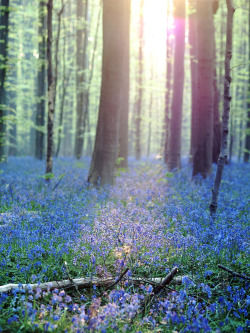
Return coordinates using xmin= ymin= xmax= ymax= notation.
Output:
xmin=0 ymin=157 xmax=249 ymax=332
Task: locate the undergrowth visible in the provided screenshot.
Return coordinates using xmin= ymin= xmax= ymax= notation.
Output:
xmin=0 ymin=157 xmax=249 ymax=332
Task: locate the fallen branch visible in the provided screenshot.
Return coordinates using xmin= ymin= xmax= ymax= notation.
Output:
xmin=140 ymin=267 xmax=178 ymax=314
xmin=218 ymin=264 xmax=250 ymax=281
xmin=105 ymin=268 xmax=129 ymax=291
xmin=0 ymin=272 xmax=182 ymax=294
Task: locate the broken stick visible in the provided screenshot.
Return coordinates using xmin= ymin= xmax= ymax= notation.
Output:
xmin=218 ymin=264 xmax=250 ymax=281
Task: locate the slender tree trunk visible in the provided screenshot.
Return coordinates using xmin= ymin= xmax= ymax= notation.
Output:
xmin=35 ymin=0 xmax=46 ymax=160
xmin=88 ymin=0 xmax=127 ymax=185
xmin=164 ymin=0 xmax=173 ymax=164
xmin=74 ymin=0 xmax=89 ymax=160
xmin=55 ymin=11 xmax=71 ymax=158
xmin=118 ymin=0 xmax=130 ymax=168
xmin=53 ymin=1 xmax=64 ymax=115
xmin=188 ymin=0 xmax=198 ymax=164
xmin=167 ymin=0 xmax=185 ymax=171
xmin=135 ymin=0 xmax=144 ymax=160
xmin=244 ymin=2 xmax=250 ymax=162
xmin=192 ymin=0 xmax=214 ymax=178
xmin=212 ymin=57 xmax=221 ymax=163
xmin=46 ymin=0 xmax=54 ymax=175
xmin=210 ymin=0 xmax=235 ymax=216
xmin=0 ymin=0 xmax=10 ymax=161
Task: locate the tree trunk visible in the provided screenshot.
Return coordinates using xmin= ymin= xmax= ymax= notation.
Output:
xmin=212 ymin=57 xmax=221 ymax=163
xmin=209 ymin=0 xmax=235 ymax=216
xmin=0 ymin=0 xmax=10 ymax=161
xmin=188 ymin=0 xmax=198 ymax=164
xmin=88 ymin=0 xmax=127 ymax=186
xmin=164 ymin=0 xmax=173 ymax=164
xmin=192 ymin=0 xmax=214 ymax=178
xmin=35 ymin=0 xmax=46 ymax=160
xmin=118 ymin=0 xmax=130 ymax=168
xmin=74 ymin=0 xmax=89 ymax=160
xmin=167 ymin=0 xmax=185 ymax=171
xmin=244 ymin=2 xmax=250 ymax=162
xmin=135 ymin=0 xmax=144 ymax=161
xmin=46 ymin=0 xmax=54 ymax=175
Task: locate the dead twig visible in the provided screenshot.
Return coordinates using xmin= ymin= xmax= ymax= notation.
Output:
xmin=105 ymin=268 xmax=129 ymax=291
xmin=141 ymin=267 xmax=178 ymax=314
xmin=218 ymin=264 xmax=250 ymax=281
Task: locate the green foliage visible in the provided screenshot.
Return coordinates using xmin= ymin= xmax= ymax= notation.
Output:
xmin=42 ymin=172 xmax=55 ymax=180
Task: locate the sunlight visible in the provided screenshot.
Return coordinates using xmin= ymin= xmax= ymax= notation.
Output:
xmin=143 ymin=0 xmax=169 ymax=61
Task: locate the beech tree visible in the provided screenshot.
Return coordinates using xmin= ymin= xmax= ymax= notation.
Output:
xmin=35 ymin=0 xmax=46 ymax=160
xmin=0 ymin=0 xmax=10 ymax=161
xmin=74 ymin=0 xmax=89 ymax=160
xmin=88 ymin=0 xmax=127 ymax=185
xmin=135 ymin=0 xmax=144 ymax=161
xmin=46 ymin=0 xmax=54 ymax=175
xmin=118 ymin=0 xmax=130 ymax=168
xmin=167 ymin=0 xmax=185 ymax=171
xmin=188 ymin=0 xmax=198 ymax=163
xmin=192 ymin=0 xmax=214 ymax=178
xmin=164 ymin=0 xmax=174 ymax=164
xmin=210 ymin=0 xmax=235 ymax=216
xmin=244 ymin=2 xmax=250 ymax=162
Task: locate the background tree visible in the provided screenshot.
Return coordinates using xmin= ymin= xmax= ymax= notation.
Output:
xmin=192 ymin=0 xmax=215 ymax=178
xmin=135 ymin=0 xmax=144 ymax=160
xmin=0 ymin=0 xmax=10 ymax=161
xmin=164 ymin=0 xmax=173 ymax=164
xmin=210 ymin=0 xmax=235 ymax=216
xmin=188 ymin=0 xmax=198 ymax=163
xmin=167 ymin=0 xmax=185 ymax=171
xmin=74 ymin=0 xmax=89 ymax=160
xmin=35 ymin=0 xmax=46 ymax=160
xmin=88 ymin=0 xmax=127 ymax=185
xmin=244 ymin=1 xmax=250 ymax=162
xmin=118 ymin=0 xmax=130 ymax=168
xmin=46 ymin=0 xmax=54 ymax=175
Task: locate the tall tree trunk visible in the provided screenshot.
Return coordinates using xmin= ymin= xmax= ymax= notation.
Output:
xmin=167 ymin=0 xmax=185 ymax=171
xmin=164 ymin=0 xmax=173 ymax=164
xmin=210 ymin=0 xmax=235 ymax=216
xmin=118 ymin=0 xmax=130 ymax=168
xmin=35 ymin=0 xmax=46 ymax=160
xmin=244 ymin=1 xmax=250 ymax=162
xmin=0 ymin=0 xmax=10 ymax=161
xmin=188 ymin=0 xmax=198 ymax=164
xmin=88 ymin=0 xmax=127 ymax=185
xmin=135 ymin=0 xmax=144 ymax=160
xmin=192 ymin=0 xmax=214 ymax=178
xmin=55 ymin=10 xmax=71 ymax=158
xmin=74 ymin=0 xmax=89 ymax=160
xmin=53 ymin=1 xmax=64 ymax=115
xmin=46 ymin=0 xmax=54 ymax=175
xmin=212 ymin=57 xmax=221 ymax=163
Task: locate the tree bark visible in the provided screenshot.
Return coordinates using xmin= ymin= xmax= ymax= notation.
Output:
xmin=35 ymin=0 xmax=46 ymax=160
xmin=46 ymin=0 xmax=54 ymax=175
xmin=0 ymin=0 xmax=10 ymax=161
xmin=192 ymin=0 xmax=214 ymax=178
xmin=135 ymin=0 xmax=144 ymax=161
xmin=74 ymin=0 xmax=89 ymax=160
xmin=118 ymin=0 xmax=130 ymax=168
xmin=88 ymin=0 xmax=127 ymax=185
xmin=188 ymin=0 xmax=198 ymax=164
xmin=210 ymin=0 xmax=235 ymax=216
xmin=244 ymin=1 xmax=250 ymax=162
xmin=167 ymin=0 xmax=185 ymax=171
xmin=164 ymin=0 xmax=173 ymax=164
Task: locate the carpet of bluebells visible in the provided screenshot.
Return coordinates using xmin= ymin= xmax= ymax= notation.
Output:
xmin=0 ymin=157 xmax=249 ymax=332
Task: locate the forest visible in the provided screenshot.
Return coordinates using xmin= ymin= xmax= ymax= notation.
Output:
xmin=0 ymin=0 xmax=249 ymax=332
